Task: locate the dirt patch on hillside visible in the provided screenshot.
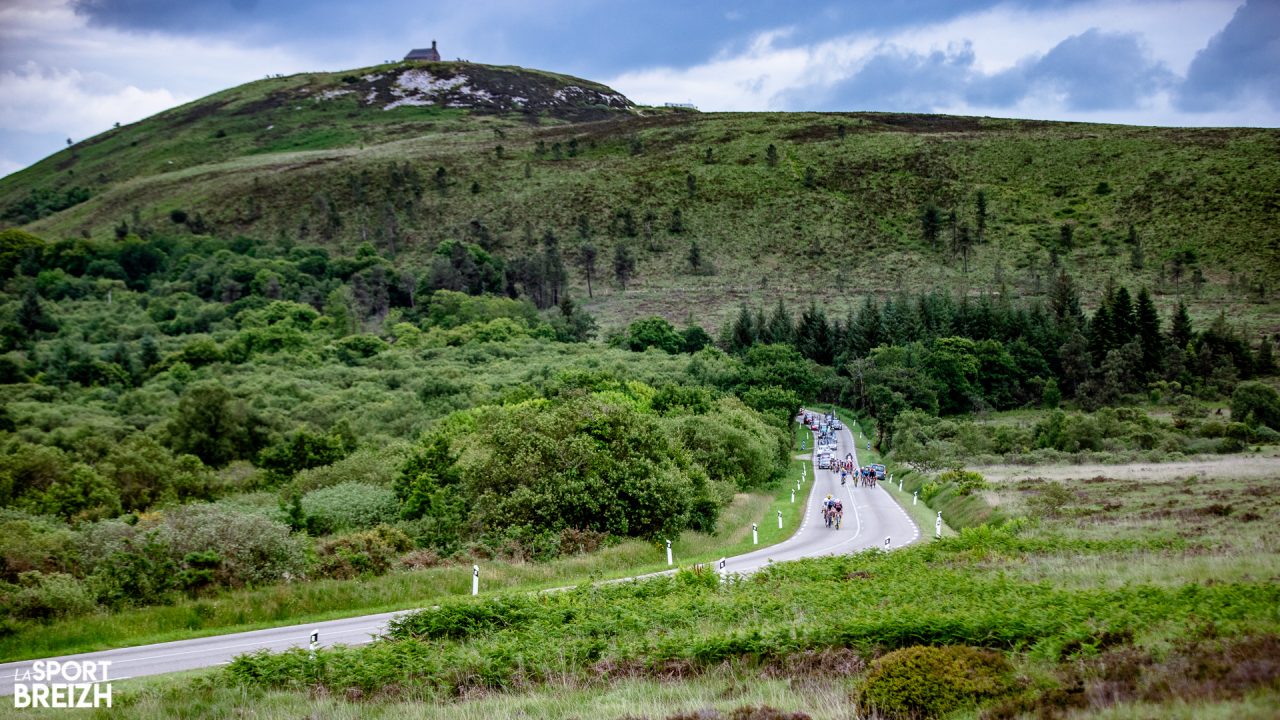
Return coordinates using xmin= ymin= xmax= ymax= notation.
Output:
xmin=976 ymin=456 xmax=1280 ymax=484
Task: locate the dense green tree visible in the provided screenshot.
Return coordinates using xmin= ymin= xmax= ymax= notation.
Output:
xmin=623 ymin=316 xmax=684 ymax=354
xmin=739 ymin=344 xmax=821 ymax=402
xmin=0 ymin=229 xmax=45 ymax=280
xmin=17 ymin=289 xmax=56 ymax=338
xmin=167 ymin=383 xmax=267 ymax=467
xmin=1256 ymin=337 xmax=1276 ymax=376
xmin=795 ymin=303 xmax=834 ymax=365
xmin=258 ymin=427 xmax=354 ymax=480
xmin=681 ymin=324 xmax=712 ymax=353
xmin=1231 ymin=381 xmax=1280 ymax=430
xmin=766 ymin=144 xmax=778 ymax=167
xmin=925 ymin=337 xmax=981 ymax=415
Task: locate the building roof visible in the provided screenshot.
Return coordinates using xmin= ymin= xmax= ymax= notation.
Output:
xmin=405 ymin=42 xmax=440 ymax=61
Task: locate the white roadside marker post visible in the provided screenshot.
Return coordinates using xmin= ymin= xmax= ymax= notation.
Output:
xmin=913 ymin=491 xmax=918 ymax=506
xmin=665 ymin=539 xmax=673 ymax=566
xmin=472 ymin=564 xmax=479 ymax=596
xmin=791 ymin=488 xmax=795 ymax=503
xmin=935 ymin=511 xmax=943 ymax=539
xmin=309 ymin=630 xmax=318 ymax=660
xmin=885 ymin=536 xmax=891 ymax=548
xmin=752 ymin=523 xmax=759 ymax=545
xmin=718 ymin=557 xmax=727 ymax=583
xmin=777 ymin=510 xmax=783 ymax=529
xmin=898 ymin=477 xmax=903 ymax=490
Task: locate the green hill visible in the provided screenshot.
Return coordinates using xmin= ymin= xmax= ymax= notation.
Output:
xmin=2 ymin=61 xmax=1278 ymax=331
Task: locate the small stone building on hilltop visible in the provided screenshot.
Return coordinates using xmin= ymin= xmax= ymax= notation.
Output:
xmin=404 ymin=41 xmax=441 ymax=62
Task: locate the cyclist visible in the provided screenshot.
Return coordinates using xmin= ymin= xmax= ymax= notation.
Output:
xmin=832 ymin=499 xmax=844 ymax=529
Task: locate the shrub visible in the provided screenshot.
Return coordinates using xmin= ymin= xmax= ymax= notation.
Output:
xmin=335 ymin=334 xmax=388 ymax=363
xmin=1027 ymin=481 xmax=1072 ymax=518
xmin=316 ymin=524 xmax=412 ymax=579
xmin=858 ymin=645 xmax=1014 ymax=719
xmin=161 ymin=504 xmax=308 ymax=587
xmin=1231 ymin=381 xmax=1280 ymax=430
xmin=937 ymin=469 xmax=988 ymax=496
xmin=285 ymin=442 xmax=412 ymax=496
xmin=0 ymin=571 xmax=95 ymax=621
xmin=300 ymin=481 xmax=397 ymax=535
xmin=0 ymin=512 xmax=79 ymax=581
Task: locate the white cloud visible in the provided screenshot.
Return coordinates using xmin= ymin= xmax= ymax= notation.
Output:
xmin=0 ymin=61 xmax=184 ymax=140
xmin=0 ymin=0 xmax=320 ymax=176
xmin=605 ymin=0 xmax=1265 ymax=125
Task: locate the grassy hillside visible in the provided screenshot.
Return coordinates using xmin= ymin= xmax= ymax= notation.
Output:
xmin=2 ymin=63 xmax=1277 ymax=333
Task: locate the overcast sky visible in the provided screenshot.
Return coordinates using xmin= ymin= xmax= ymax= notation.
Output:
xmin=1 ymin=0 xmax=1277 ymax=179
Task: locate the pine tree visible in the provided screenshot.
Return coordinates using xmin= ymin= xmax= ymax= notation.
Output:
xmin=1059 ymin=223 xmax=1074 ymax=250
xmin=687 ymin=240 xmax=703 ymax=274
xmin=803 ymin=166 xmax=816 ymax=188
xmin=1169 ymin=301 xmax=1194 ymax=352
xmin=1111 ymin=286 xmax=1136 ymax=341
xmin=1134 ymin=288 xmax=1164 ymax=379
xmin=668 ymin=208 xmax=685 ymax=234
xmin=1256 ymin=337 xmax=1276 ymax=376
xmin=730 ymin=302 xmax=756 ymax=352
xmin=17 ymin=288 xmax=55 ymax=337
xmin=686 ymin=172 xmax=696 ymax=199
xmin=612 ymin=243 xmax=635 ymax=290
xmin=578 ymin=243 xmax=597 ymax=298
xmin=1048 ymin=271 xmax=1083 ymax=329
xmin=139 ymin=335 xmax=161 ymax=371
xmin=920 ymin=203 xmax=942 ymax=249
xmin=975 ymin=189 xmax=987 ymax=243
xmin=766 ymin=144 xmax=778 ymax=167
xmin=766 ymin=299 xmax=794 ymax=347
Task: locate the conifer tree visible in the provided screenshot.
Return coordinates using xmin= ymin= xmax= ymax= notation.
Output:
xmin=1134 ymin=288 xmax=1164 ymax=378
xmin=1169 ymin=301 xmax=1194 ymax=352
xmin=730 ymin=302 xmax=756 ymax=352
xmin=612 ymin=243 xmax=635 ymax=290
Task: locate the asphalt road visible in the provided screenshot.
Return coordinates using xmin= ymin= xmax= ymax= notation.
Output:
xmin=0 ymin=415 xmax=918 ymax=695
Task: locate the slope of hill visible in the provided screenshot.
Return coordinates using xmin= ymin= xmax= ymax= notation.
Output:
xmin=2 ymin=63 xmax=1278 ymax=331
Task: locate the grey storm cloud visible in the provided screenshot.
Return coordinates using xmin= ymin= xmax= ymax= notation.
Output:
xmin=71 ymin=0 xmax=264 ymax=33
xmin=806 ymin=28 xmax=1174 ymax=114
xmin=972 ymin=29 xmax=1174 ymax=111
xmin=785 ymin=43 xmax=977 ymax=112
xmin=1177 ymin=0 xmax=1280 ymax=112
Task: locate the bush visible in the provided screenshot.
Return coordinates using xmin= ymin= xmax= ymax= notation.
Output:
xmin=300 ymin=481 xmax=398 ymax=535
xmin=162 ymin=504 xmax=307 ymax=587
xmin=1027 ymin=481 xmax=1072 ymax=518
xmin=0 ymin=571 xmax=95 ymax=621
xmin=858 ymin=645 xmax=1014 ymax=719
xmin=937 ymin=469 xmax=988 ymax=496
xmin=316 ymin=524 xmax=412 ymax=579
xmin=284 ymin=442 xmax=412 ymax=496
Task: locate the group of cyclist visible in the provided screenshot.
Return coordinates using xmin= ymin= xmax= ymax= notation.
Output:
xmin=822 ymin=494 xmax=844 ymax=529
xmin=840 ymin=464 xmax=880 ymax=488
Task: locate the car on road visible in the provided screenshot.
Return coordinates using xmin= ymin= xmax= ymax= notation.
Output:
xmin=871 ymin=464 xmax=886 ymax=480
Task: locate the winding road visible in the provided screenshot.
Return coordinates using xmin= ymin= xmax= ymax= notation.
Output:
xmin=0 ymin=414 xmax=918 ymax=695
